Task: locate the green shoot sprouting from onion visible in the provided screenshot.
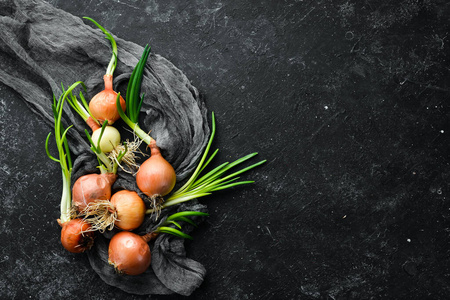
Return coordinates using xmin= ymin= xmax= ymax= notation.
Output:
xmin=116 ymin=45 xmax=177 ymax=214
xmin=65 ymin=83 xmax=141 ymax=172
xmin=147 ymin=112 xmax=266 ymax=214
xmin=45 ymin=82 xmax=95 ymax=253
xmin=64 ymin=82 xmax=121 ymax=153
xmin=83 ymin=17 xmax=126 ymax=125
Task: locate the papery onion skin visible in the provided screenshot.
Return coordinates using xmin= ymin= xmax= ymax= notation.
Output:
xmin=108 ymin=231 xmax=151 ymax=275
xmin=72 ymin=173 xmax=117 ymax=212
xmin=60 ymin=218 xmax=95 ymax=253
xmin=136 ymin=140 xmax=176 ymax=198
xmin=111 ymin=190 xmax=146 ymax=231
xmin=89 ymin=75 xmax=126 ymax=125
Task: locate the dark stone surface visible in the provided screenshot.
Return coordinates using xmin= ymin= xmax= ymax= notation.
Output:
xmin=1 ymin=0 xmax=450 ymax=299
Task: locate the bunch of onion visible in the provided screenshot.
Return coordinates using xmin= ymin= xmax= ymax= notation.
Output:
xmin=45 ymin=83 xmax=94 ymax=253
xmin=146 ymin=113 xmax=266 ymax=214
xmin=108 ymin=211 xmax=208 ymax=275
xmin=61 ymin=77 xmax=144 ymax=231
xmin=69 ymin=120 xmax=147 ymax=232
xmin=116 ymin=45 xmax=176 ymax=215
xmin=83 ymin=17 xmax=126 ymax=125
xmin=72 ymin=120 xmax=140 ymax=215
xmin=62 ymin=78 xmax=140 ymax=213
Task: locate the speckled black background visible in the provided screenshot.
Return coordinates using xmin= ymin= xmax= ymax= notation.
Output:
xmin=1 ymin=0 xmax=450 ymax=299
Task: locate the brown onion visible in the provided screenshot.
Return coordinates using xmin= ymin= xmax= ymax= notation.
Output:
xmin=89 ymin=74 xmax=126 ymax=125
xmin=136 ymin=140 xmax=176 ymax=199
xmin=72 ymin=173 xmax=117 ymax=212
xmin=108 ymin=231 xmax=153 ymax=275
xmin=60 ymin=218 xmax=95 ymax=253
xmin=111 ymin=190 xmax=146 ymax=231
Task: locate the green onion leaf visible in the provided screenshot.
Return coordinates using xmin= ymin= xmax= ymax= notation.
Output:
xmin=175 ymin=217 xmax=198 ymax=228
xmin=157 ymin=227 xmax=193 ymax=240
xmin=168 ymin=220 xmax=182 ymax=229
xmin=83 ymin=17 xmax=117 ymax=76
xmin=45 ymin=133 xmax=60 ymax=163
xmin=166 ymin=211 xmax=209 ymax=221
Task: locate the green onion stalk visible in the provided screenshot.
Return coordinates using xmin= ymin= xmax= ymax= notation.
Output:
xmin=45 ymin=82 xmax=85 ymax=224
xmin=62 ymin=81 xmax=100 ymax=131
xmin=116 ymin=45 xmax=153 ymax=144
xmin=45 ymin=82 xmax=96 ymax=253
xmin=148 ymin=211 xmax=210 ymax=240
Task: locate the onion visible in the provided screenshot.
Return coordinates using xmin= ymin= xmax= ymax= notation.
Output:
xmin=91 ymin=125 xmax=121 ymax=153
xmin=136 ymin=140 xmax=176 ymax=200
xmin=89 ymin=75 xmax=126 ymax=125
xmin=108 ymin=211 xmax=207 ymax=275
xmin=83 ymin=18 xmax=125 ymax=125
xmin=60 ymin=218 xmax=95 ymax=253
xmin=82 ymin=190 xmax=146 ymax=232
xmin=72 ymin=173 xmax=117 ymax=212
xmin=108 ymin=231 xmax=152 ymax=275
xmin=111 ymin=190 xmax=146 ymax=231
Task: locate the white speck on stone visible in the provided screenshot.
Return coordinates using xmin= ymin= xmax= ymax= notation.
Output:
xmin=324 ymin=105 xmax=329 ymax=109
xmin=407 ymin=238 xmax=411 ymax=243
xmin=441 ymin=130 xmax=444 ymax=133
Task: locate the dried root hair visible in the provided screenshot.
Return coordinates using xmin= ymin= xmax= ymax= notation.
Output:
xmin=69 ymin=205 xmax=80 ymax=220
xmin=147 ymin=194 xmax=165 ymax=220
xmin=80 ymin=200 xmax=118 ymax=233
xmin=109 ymin=134 xmax=145 ymax=174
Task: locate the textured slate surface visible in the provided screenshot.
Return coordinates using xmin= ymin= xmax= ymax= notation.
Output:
xmin=1 ymin=0 xmax=450 ymax=299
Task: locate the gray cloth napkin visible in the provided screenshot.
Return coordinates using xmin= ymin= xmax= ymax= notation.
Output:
xmin=0 ymin=0 xmax=210 ymax=295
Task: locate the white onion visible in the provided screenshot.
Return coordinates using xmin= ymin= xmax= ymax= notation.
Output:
xmin=91 ymin=125 xmax=121 ymax=153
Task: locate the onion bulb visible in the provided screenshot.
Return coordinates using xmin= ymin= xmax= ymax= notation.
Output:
xmin=136 ymin=140 xmax=176 ymax=201
xmin=82 ymin=190 xmax=146 ymax=232
xmin=72 ymin=173 xmax=117 ymax=212
xmin=89 ymin=75 xmax=126 ymax=125
xmin=111 ymin=190 xmax=146 ymax=231
xmin=60 ymin=218 xmax=95 ymax=253
xmin=108 ymin=231 xmax=152 ymax=275
xmin=91 ymin=125 xmax=121 ymax=153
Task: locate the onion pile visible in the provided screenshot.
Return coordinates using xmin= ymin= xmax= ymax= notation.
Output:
xmin=44 ymin=16 xmax=264 ymax=293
